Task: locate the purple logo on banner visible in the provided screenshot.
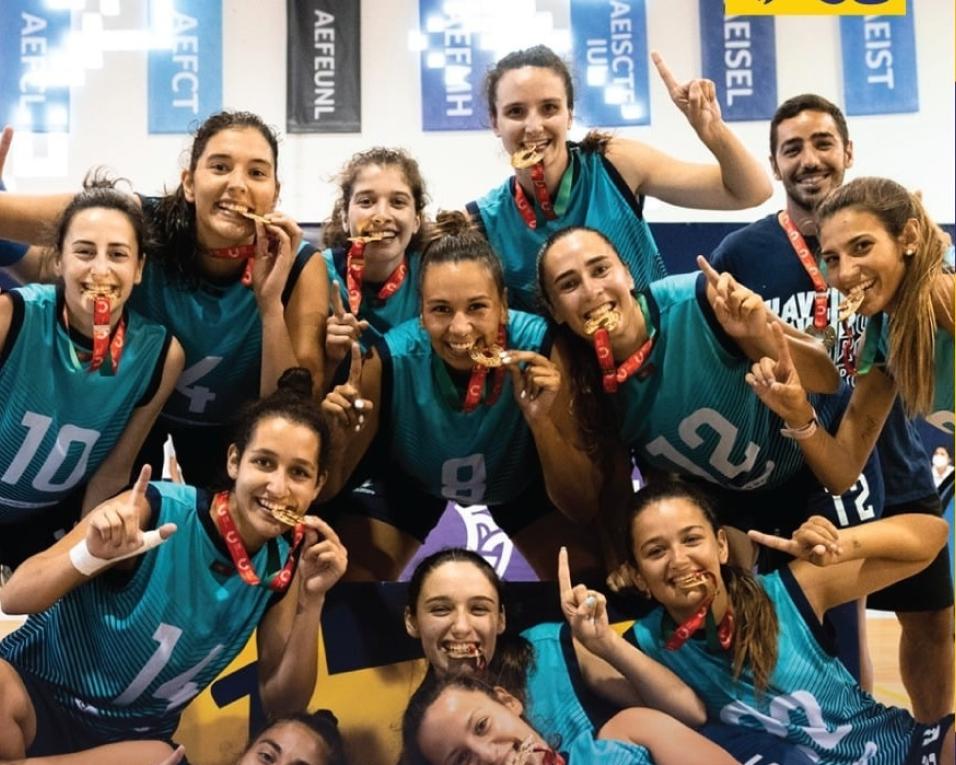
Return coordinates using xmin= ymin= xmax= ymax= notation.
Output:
xmin=148 ymin=0 xmax=222 ymax=134
xmin=699 ymin=1 xmax=777 ymax=122
xmin=419 ymin=0 xmax=495 ymax=131
xmin=569 ymin=0 xmax=650 ymax=127
xmin=840 ymin=11 xmax=918 ymax=115
xmin=0 ymin=0 xmax=70 ymax=132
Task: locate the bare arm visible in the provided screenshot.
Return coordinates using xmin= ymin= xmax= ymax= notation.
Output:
xmin=256 ymin=516 xmax=347 ymax=716
xmin=750 ymin=514 xmax=949 ymax=618
xmin=81 ymin=338 xmax=185 ymax=514
xmin=284 ymin=254 xmax=329 ymax=398
xmin=747 ymin=326 xmax=895 ymax=494
xmin=317 ymin=343 xmax=381 ymax=500
xmin=0 ymin=467 xmax=174 ymax=614
xmin=559 ymin=549 xmax=706 ymax=727
xmin=605 ymin=53 xmax=771 ymax=211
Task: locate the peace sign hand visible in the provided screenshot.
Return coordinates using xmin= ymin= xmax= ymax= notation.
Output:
xmin=321 ymin=342 xmax=372 ymax=434
xmin=86 ymin=465 xmax=177 ymax=562
xmin=503 ymin=350 xmax=560 ymax=422
xmin=698 ymin=256 xmax=768 ymax=340
xmin=326 ymin=282 xmax=370 ymax=365
xmin=652 ymin=52 xmax=723 ymax=140
xmin=559 ymin=547 xmax=611 ymax=656
xmin=297 ymin=516 xmax=348 ymax=602
xmin=748 ymin=515 xmax=843 ymax=567
xmin=745 ymin=322 xmax=814 ymax=426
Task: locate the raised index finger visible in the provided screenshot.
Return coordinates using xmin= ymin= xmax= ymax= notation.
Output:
xmin=347 ymin=341 xmax=363 ymax=386
xmin=130 ymin=464 xmax=152 ymax=501
xmin=650 ymin=51 xmax=679 ymax=93
xmin=696 ymin=255 xmax=721 ymax=287
xmin=330 ymin=282 xmax=346 ymax=318
xmin=558 ymin=546 xmax=574 ymax=599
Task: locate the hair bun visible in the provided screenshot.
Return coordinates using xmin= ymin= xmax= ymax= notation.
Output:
xmin=427 ymin=210 xmax=474 ymax=244
xmin=310 ymin=708 xmax=340 ymax=726
xmin=276 ymin=367 xmax=314 ymax=399
xmin=81 ymin=167 xmax=131 ymax=192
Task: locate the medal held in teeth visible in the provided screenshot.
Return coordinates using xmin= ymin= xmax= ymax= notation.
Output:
xmin=838 ymin=286 xmax=865 ymax=322
xmin=468 ymin=343 xmax=505 ymax=368
xmin=511 ymin=146 xmax=544 ymax=169
xmin=583 ymin=304 xmax=622 ymax=337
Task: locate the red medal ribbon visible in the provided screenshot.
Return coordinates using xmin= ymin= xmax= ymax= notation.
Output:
xmin=537 ymin=750 xmax=566 ymax=765
xmin=462 ymin=326 xmax=507 ymax=413
xmin=211 ymin=491 xmax=304 ymax=592
xmin=208 ymin=244 xmax=256 ymax=287
xmin=778 ymin=211 xmax=828 ymax=332
xmin=593 ymin=328 xmax=654 ymax=393
xmin=63 ymin=299 xmax=126 ymax=373
xmin=345 ymin=240 xmax=408 ymax=314
xmin=665 ymin=598 xmax=735 ymax=652
xmin=512 ymin=163 xmax=557 ymax=229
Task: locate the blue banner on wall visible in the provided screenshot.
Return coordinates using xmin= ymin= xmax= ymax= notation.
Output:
xmin=148 ymin=0 xmax=222 ymax=134
xmin=418 ymin=0 xmax=494 ymax=131
xmin=570 ymin=0 xmax=650 ymax=127
xmin=840 ymin=11 xmax=918 ymax=115
xmin=699 ymin=1 xmax=777 ymax=122
xmin=0 ymin=0 xmax=71 ymax=132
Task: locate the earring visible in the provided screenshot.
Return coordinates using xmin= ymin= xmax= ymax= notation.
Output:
xmin=905 ymin=248 xmax=915 ymax=256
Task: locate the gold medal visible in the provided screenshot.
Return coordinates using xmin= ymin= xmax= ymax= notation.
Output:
xmin=837 ymin=287 xmax=865 ymax=322
xmin=583 ymin=305 xmax=622 ymax=336
xmin=511 ymin=146 xmax=544 ymax=169
xmin=805 ymin=324 xmax=837 ymax=352
xmin=469 ymin=344 xmax=505 ymax=368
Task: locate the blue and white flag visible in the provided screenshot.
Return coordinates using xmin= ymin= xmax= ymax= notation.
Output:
xmin=0 ymin=0 xmax=71 ymax=132
xmin=840 ymin=11 xmax=918 ymax=115
xmin=570 ymin=0 xmax=650 ymax=127
xmin=699 ymin=1 xmax=777 ymax=122
xmin=148 ymin=0 xmax=222 ymax=134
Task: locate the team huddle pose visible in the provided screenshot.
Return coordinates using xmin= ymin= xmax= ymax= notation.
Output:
xmin=0 ymin=43 xmax=952 ymax=765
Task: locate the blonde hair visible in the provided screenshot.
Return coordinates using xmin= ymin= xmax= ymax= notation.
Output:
xmin=816 ymin=177 xmax=945 ymax=417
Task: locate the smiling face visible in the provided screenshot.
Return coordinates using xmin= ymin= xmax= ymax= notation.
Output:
xmin=56 ymin=207 xmax=144 ymax=333
xmin=491 ymin=66 xmax=572 ymax=169
xmin=226 ymin=416 xmax=324 ymax=550
xmin=405 ymin=560 xmax=506 ymax=677
xmin=539 ymin=229 xmax=636 ymax=339
xmin=819 ymin=207 xmax=916 ymax=316
xmin=182 ymin=126 xmax=279 ymax=250
xmin=346 ymin=163 xmax=421 ymax=268
xmin=238 ymin=720 xmax=330 ymax=765
xmin=629 ymin=498 xmax=729 ymax=623
xmin=421 ymin=260 xmax=508 ymax=373
xmin=771 ymin=110 xmax=853 ymax=216
xmin=417 ymin=686 xmax=549 ymax=765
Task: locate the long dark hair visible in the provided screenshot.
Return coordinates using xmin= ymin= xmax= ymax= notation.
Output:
xmin=406 ymin=548 xmax=533 ymax=703
xmin=536 ymin=226 xmax=622 ymax=462
xmin=627 ymin=480 xmax=780 ymax=693
xmin=153 ymin=111 xmax=279 ymax=287
xmin=322 ymin=146 xmax=428 ymax=252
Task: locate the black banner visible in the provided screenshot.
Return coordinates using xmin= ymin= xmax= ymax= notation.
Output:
xmin=286 ymin=0 xmax=360 ymax=133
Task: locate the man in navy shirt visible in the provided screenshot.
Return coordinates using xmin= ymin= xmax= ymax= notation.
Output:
xmin=710 ymin=94 xmax=953 ymax=722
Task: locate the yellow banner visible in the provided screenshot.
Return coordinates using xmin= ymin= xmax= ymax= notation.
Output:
xmin=725 ymin=0 xmax=907 ymax=15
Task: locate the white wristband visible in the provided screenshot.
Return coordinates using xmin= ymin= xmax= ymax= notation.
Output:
xmin=69 ymin=530 xmax=168 ymax=577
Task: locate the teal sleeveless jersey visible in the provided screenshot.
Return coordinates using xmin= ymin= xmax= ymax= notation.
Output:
xmin=856 ymin=310 xmax=954 ymax=435
xmin=128 ymin=238 xmax=316 ymax=428
xmin=0 ymin=481 xmax=291 ymax=738
xmin=0 ymin=285 xmax=168 ymax=515
xmin=616 ymin=273 xmax=841 ymax=491
xmin=522 ymin=622 xmax=652 ymax=765
xmin=471 ymin=144 xmax=667 ymax=312
xmin=631 ymin=569 xmax=926 ymax=765
xmin=381 ymin=311 xmax=549 ymax=506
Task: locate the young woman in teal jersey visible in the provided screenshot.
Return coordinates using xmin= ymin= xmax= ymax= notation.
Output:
xmin=0 ymin=369 xmax=347 ymax=761
xmin=749 ymin=177 xmax=955 ymax=493
xmin=623 ymin=479 xmax=953 ymax=765
xmin=467 ymin=46 xmax=771 ymax=311
xmin=321 ymin=147 xmax=428 ymax=385
xmin=0 ymin=116 xmax=328 ymax=486
xmin=320 ymin=212 xmax=604 ymax=580
xmin=535 ymin=226 xmax=839 ymax=497
xmin=401 ymin=548 xmax=743 ymax=765
xmin=0 ymin=178 xmax=183 ymax=569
